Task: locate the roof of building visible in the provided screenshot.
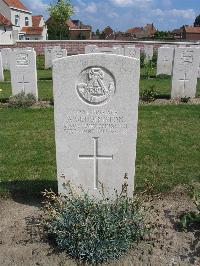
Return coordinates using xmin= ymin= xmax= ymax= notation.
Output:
xmin=126 ymin=27 xmax=142 ymax=34
xmin=172 ymin=28 xmax=183 ymax=34
xmin=66 ymin=19 xmax=91 ymax=30
xmin=184 ymin=26 xmax=200 ymax=33
xmin=0 ymin=12 xmax=12 ymax=26
xmin=3 ymin=0 xmax=29 ymax=12
xmin=21 ymin=26 xmax=43 ymax=35
xmin=32 ymin=15 xmax=43 ymax=27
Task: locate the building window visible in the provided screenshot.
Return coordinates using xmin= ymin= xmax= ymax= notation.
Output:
xmin=35 ymin=37 xmax=38 ymax=40
xmin=15 ymin=15 xmax=19 ymax=26
xmin=25 ymin=17 xmax=29 ymax=26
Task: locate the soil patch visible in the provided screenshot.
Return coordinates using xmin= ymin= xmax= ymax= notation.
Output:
xmin=0 ymin=186 xmax=199 ymax=266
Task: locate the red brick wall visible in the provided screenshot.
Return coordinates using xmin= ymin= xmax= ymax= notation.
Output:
xmin=0 ymin=40 xmax=198 ymax=55
xmin=185 ymin=33 xmax=200 ymax=41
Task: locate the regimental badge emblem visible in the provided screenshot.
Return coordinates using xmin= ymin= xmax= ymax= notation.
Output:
xmin=76 ymin=67 xmax=115 ymax=105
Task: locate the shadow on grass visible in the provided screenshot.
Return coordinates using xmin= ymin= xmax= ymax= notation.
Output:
xmin=155 ymin=94 xmax=171 ymax=100
xmin=38 ymin=77 xmax=52 ymax=81
xmin=0 ymin=180 xmax=57 ymax=206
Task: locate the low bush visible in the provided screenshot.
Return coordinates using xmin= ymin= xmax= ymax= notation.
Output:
xmin=179 ymin=185 xmax=200 ymax=230
xmin=141 ymin=85 xmax=158 ymax=102
xmin=180 ymin=96 xmax=190 ymax=103
xmin=43 ymin=179 xmax=146 ymax=264
xmin=8 ymin=92 xmax=36 ymax=108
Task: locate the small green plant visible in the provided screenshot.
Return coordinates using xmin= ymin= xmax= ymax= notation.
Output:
xmin=143 ymin=60 xmax=155 ymax=79
xmin=151 ymin=51 xmax=157 ymax=68
xmin=179 ymin=186 xmax=200 ymax=230
xmin=181 ymin=96 xmax=190 ymax=103
xmin=43 ymin=178 xmax=146 ymax=264
xmin=8 ymin=92 xmax=36 ymax=108
xmin=141 ymin=85 xmax=158 ymax=102
xmin=140 ymin=52 xmax=145 ymax=68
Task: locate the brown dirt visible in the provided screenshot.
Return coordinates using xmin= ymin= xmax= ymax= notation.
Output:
xmin=140 ymin=97 xmax=200 ymax=105
xmin=0 ymin=186 xmax=200 ymax=266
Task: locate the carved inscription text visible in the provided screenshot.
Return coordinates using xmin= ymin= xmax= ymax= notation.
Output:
xmin=64 ymin=109 xmax=128 ymax=135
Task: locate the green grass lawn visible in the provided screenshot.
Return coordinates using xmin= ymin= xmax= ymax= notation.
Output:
xmin=0 ymin=105 xmax=199 ymax=196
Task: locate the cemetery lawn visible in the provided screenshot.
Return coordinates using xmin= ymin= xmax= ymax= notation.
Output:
xmin=0 ymin=105 xmax=199 ymax=196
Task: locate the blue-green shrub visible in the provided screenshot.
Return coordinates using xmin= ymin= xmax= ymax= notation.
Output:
xmin=43 ymin=180 xmax=146 ymax=264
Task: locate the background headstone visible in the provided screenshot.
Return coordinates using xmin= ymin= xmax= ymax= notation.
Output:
xmin=144 ymin=45 xmax=153 ymax=61
xmin=14 ymin=47 xmax=34 ymax=51
xmin=124 ymin=46 xmax=140 ymax=60
xmin=171 ymin=47 xmax=200 ymax=98
xmin=53 ymin=54 xmax=140 ymax=197
xmin=0 ymin=52 xmax=4 ymax=81
xmin=157 ymin=47 xmax=174 ymax=75
xmin=45 ymin=46 xmax=53 ymax=69
xmin=1 ymin=48 xmax=12 ymax=70
xmin=10 ymin=49 xmax=38 ymax=99
xmin=85 ymin=45 xmax=122 ymax=55
xmin=51 ymin=47 xmax=67 ymax=62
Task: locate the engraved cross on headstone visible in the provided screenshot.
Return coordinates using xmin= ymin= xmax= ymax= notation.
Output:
xmin=179 ymin=72 xmax=189 ymax=94
xmin=18 ymin=75 xmax=30 ymax=93
xmin=79 ymin=137 xmax=113 ymax=190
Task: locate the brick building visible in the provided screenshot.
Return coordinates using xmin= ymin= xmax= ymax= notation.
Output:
xmin=66 ymin=20 xmax=92 ymax=40
xmin=182 ymin=26 xmax=200 ymax=41
xmin=127 ymin=23 xmax=157 ymax=39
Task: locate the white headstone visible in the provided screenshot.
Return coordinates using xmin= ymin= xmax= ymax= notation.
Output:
xmin=0 ymin=52 xmax=4 ymax=81
xmin=1 ymin=48 xmax=12 ymax=70
xmin=85 ymin=45 xmax=122 ymax=55
xmin=171 ymin=47 xmax=200 ymax=98
xmin=45 ymin=46 xmax=53 ymax=69
xmin=10 ymin=50 xmax=38 ymax=99
xmin=51 ymin=47 xmax=67 ymax=62
xmin=124 ymin=46 xmax=140 ymax=60
xmin=144 ymin=45 xmax=153 ymax=61
xmin=157 ymin=47 xmax=174 ymax=75
xmin=14 ymin=47 xmax=34 ymax=51
xmin=53 ymin=54 xmax=140 ymax=197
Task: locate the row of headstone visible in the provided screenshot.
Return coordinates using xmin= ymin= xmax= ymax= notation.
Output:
xmin=85 ymin=45 xmax=140 ymax=60
xmin=45 ymin=46 xmax=67 ymax=69
xmin=0 ymin=46 xmax=68 ymax=99
xmin=156 ymin=46 xmax=200 ymax=98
